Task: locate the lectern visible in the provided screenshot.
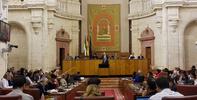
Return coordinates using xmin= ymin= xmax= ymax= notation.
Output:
xmin=99 ymin=63 xmax=109 ymax=68
xmin=98 ymin=63 xmax=109 ymax=76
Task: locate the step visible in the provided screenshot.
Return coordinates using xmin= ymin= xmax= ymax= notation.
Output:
xmin=99 ymin=78 xmax=121 ymax=88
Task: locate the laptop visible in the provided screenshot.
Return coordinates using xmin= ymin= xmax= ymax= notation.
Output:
xmin=136 ymin=96 xmax=150 ymax=100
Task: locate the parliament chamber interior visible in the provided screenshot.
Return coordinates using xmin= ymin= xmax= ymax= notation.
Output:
xmin=0 ymin=0 xmax=197 ymax=100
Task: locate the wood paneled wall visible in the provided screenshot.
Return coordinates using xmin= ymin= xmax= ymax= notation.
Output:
xmin=63 ymin=59 xmax=148 ymax=76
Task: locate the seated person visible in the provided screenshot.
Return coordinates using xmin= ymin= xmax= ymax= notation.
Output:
xmin=133 ymin=70 xmax=144 ymax=83
xmin=26 ymin=72 xmax=35 ymax=86
xmin=6 ymin=75 xmax=34 ymax=100
xmin=0 ymin=72 xmax=13 ymax=88
xmin=92 ymin=53 xmax=98 ymax=59
xmin=59 ymin=74 xmax=68 ymax=89
xmin=64 ymin=73 xmax=75 ymax=85
xmin=36 ymin=77 xmax=49 ymax=96
xmin=149 ymin=77 xmax=183 ymax=100
xmin=129 ymin=52 xmax=135 ymax=59
xmin=142 ymin=78 xmax=157 ymax=96
xmin=45 ymin=74 xmax=59 ymax=90
xmin=73 ymin=72 xmax=81 ymax=81
xmin=83 ymin=78 xmax=101 ymax=97
xmin=74 ymin=56 xmax=80 ymax=60
xmin=138 ymin=54 xmax=144 ymax=59
xmin=154 ymin=69 xmax=165 ymax=79
xmin=169 ymin=78 xmax=177 ymax=91
xmin=65 ymin=53 xmax=73 ymax=60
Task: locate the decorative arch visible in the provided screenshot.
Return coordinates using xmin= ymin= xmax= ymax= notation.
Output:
xmin=56 ymin=28 xmax=70 ymax=41
xmin=56 ymin=28 xmax=71 ymax=69
xmin=140 ymin=27 xmax=155 ymax=40
xmin=183 ymin=19 xmax=197 ymax=32
xmin=138 ymin=27 xmax=155 ymax=69
xmin=8 ymin=21 xmax=27 ymax=33
xmin=8 ymin=21 xmax=28 ymax=69
xmin=183 ymin=21 xmax=197 ymax=69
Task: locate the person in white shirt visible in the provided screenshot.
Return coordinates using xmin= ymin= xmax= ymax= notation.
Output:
xmin=128 ymin=52 xmax=135 ymax=59
xmin=194 ymin=75 xmax=197 ymax=85
xmin=149 ymin=77 xmax=183 ymax=100
xmin=0 ymin=72 xmax=13 ymax=88
xmin=7 ymin=75 xmax=34 ymax=100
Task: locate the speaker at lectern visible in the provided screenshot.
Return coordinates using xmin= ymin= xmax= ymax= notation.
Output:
xmin=99 ymin=52 xmax=109 ymax=68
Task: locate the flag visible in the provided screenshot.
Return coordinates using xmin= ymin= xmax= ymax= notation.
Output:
xmin=89 ymin=34 xmax=93 ymax=59
xmin=86 ymin=34 xmax=89 ymax=56
xmin=83 ymin=34 xmax=89 ymax=56
xmin=83 ymin=35 xmax=87 ymax=56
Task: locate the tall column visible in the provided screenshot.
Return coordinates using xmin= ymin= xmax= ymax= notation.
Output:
xmin=161 ymin=4 xmax=168 ymax=68
xmin=166 ymin=6 xmax=181 ymax=69
xmin=154 ymin=9 xmax=163 ymax=68
xmin=46 ymin=10 xmax=56 ymax=71
xmin=30 ymin=9 xmax=43 ymax=70
xmin=0 ymin=43 xmax=7 ymax=78
xmin=70 ymin=21 xmax=80 ymax=56
xmin=0 ymin=0 xmax=8 ymax=78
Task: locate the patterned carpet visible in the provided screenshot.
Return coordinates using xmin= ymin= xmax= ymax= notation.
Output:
xmin=100 ymin=88 xmax=125 ymax=100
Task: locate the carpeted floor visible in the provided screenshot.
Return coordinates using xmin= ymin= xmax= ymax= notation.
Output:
xmin=100 ymin=88 xmax=125 ymax=100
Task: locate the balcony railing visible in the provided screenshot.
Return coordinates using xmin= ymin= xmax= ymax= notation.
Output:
xmin=8 ymin=0 xmax=25 ymax=5
xmin=129 ymin=0 xmax=154 ymax=18
xmin=56 ymin=0 xmax=81 ymax=17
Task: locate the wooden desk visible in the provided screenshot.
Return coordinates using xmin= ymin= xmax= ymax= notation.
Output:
xmin=63 ymin=59 xmax=148 ymax=76
xmin=46 ymin=82 xmax=86 ymax=100
xmin=120 ymin=79 xmax=141 ymax=100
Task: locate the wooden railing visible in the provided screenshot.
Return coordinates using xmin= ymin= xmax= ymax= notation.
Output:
xmin=63 ymin=59 xmax=148 ymax=76
xmin=46 ymin=81 xmax=87 ymax=100
xmin=120 ymin=79 xmax=143 ymax=100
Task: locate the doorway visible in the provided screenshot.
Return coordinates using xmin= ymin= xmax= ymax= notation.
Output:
xmin=139 ymin=27 xmax=155 ymax=69
xmin=56 ymin=28 xmax=71 ymax=70
xmin=146 ymin=47 xmax=151 ymax=69
xmin=59 ymin=48 xmax=65 ymax=69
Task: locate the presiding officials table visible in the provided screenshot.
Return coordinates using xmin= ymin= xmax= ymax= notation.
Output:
xmin=63 ymin=59 xmax=148 ymax=76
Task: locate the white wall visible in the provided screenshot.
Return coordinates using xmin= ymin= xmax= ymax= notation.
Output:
xmin=184 ymin=22 xmax=197 ymax=69
xmin=8 ymin=23 xmax=28 ymax=69
xmin=0 ymin=43 xmax=7 ymax=78
xmin=7 ymin=0 xmax=81 ymax=72
xmin=53 ymin=17 xmax=80 ymax=57
xmin=129 ymin=0 xmax=197 ymax=70
xmin=178 ymin=7 xmax=197 ymax=69
xmin=0 ymin=0 xmax=8 ymax=78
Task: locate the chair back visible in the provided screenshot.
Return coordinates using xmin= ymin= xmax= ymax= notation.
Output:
xmin=0 ymin=95 xmax=22 ymax=100
xmin=23 ymin=88 xmax=40 ymax=100
xmin=162 ymin=95 xmax=197 ymax=100
xmin=176 ymin=85 xmax=197 ymax=96
xmin=74 ymin=96 xmax=114 ymax=100
xmin=0 ymin=89 xmax=12 ymax=95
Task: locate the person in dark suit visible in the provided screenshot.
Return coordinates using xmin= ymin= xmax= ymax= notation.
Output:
xmin=102 ymin=52 xmax=109 ymax=64
xmin=99 ymin=52 xmax=109 ymax=68
xmin=138 ymin=54 xmax=144 ymax=59
xmin=92 ymin=53 xmax=98 ymax=59
xmin=129 ymin=52 xmax=135 ymax=59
